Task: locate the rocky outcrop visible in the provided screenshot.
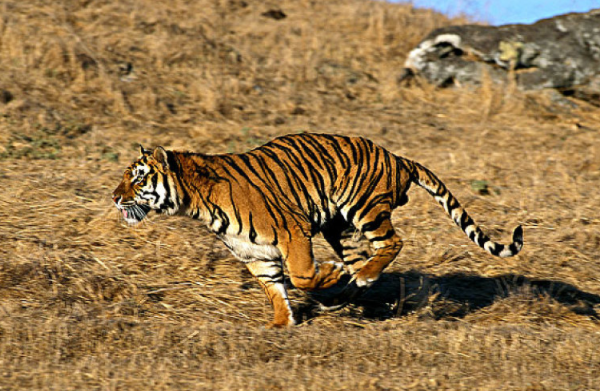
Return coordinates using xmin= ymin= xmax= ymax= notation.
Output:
xmin=402 ymin=9 xmax=600 ymax=104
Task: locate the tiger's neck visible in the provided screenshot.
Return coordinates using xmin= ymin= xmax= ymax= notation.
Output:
xmin=169 ymin=151 xmax=221 ymax=221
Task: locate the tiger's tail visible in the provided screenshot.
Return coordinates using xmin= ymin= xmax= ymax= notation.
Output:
xmin=406 ymin=160 xmax=523 ymax=258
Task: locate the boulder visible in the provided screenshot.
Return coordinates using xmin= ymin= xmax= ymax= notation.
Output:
xmin=402 ymin=9 xmax=600 ymax=104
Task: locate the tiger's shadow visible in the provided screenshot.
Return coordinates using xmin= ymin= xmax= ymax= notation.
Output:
xmin=300 ymin=271 xmax=600 ymax=323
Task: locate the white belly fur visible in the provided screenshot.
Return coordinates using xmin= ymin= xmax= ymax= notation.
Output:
xmin=220 ymin=234 xmax=281 ymax=262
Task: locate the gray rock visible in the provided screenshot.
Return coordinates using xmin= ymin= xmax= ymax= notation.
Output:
xmin=402 ymin=9 xmax=600 ymax=103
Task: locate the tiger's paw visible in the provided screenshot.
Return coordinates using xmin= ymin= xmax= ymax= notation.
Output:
xmin=353 ymin=263 xmax=384 ymax=288
xmin=313 ymin=279 xmax=367 ymax=312
xmin=318 ymin=300 xmax=350 ymax=312
xmin=266 ymin=318 xmax=296 ymax=329
xmin=266 ymin=322 xmax=293 ymax=329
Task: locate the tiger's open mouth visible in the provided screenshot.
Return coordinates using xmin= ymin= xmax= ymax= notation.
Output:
xmin=120 ymin=204 xmax=151 ymax=224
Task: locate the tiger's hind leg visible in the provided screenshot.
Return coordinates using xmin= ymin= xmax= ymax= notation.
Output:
xmin=322 ymin=214 xmax=374 ymax=276
xmin=317 ymin=215 xmax=375 ymax=310
xmin=321 ymin=207 xmax=403 ymax=307
xmin=354 ymin=216 xmax=403 ymax=288
xmin=245 ymin=259 xmax=296 ymax=328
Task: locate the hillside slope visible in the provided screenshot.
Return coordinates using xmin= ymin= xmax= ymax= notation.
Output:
xmin=1 ymin=0 xmax=599 ymax=389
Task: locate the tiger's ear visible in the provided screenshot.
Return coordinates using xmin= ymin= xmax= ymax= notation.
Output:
xmin=153 ymin=146 xmax=169 ymax=170
xmin=138 ymin=144 xmax=151 ymax=157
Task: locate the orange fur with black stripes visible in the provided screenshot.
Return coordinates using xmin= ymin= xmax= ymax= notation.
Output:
xmin=113 ymin=133 xmax=523 ymax=327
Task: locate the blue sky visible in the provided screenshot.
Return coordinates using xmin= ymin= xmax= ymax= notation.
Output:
xmin=403 ymin=0 xmax=599 ymax=25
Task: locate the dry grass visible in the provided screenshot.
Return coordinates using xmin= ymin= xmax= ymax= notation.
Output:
xmin=1 ymin=0 xmax=600 ymax=389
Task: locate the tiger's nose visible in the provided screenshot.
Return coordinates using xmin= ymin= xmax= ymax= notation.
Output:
xmin=112 ymin=195 xmax=121 ymax=205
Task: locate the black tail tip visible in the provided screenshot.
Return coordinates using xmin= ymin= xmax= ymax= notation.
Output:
xmin=513 ymin=225 xmax=524 ymax=245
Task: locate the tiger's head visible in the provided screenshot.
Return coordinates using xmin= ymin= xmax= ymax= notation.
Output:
xmin=112 ymin=146 xmax=179 ymax=225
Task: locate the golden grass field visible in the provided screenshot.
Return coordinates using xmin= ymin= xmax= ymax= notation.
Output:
xmin=1 ymin=0 xmax=600 ymax=389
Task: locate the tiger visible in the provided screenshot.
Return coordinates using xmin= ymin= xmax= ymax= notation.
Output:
xmin=112 ymin=133 xmax=523 ymax=328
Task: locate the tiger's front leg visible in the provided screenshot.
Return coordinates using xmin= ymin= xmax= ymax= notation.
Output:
xmin=245 ymin=259 xmax=296 ymax=328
